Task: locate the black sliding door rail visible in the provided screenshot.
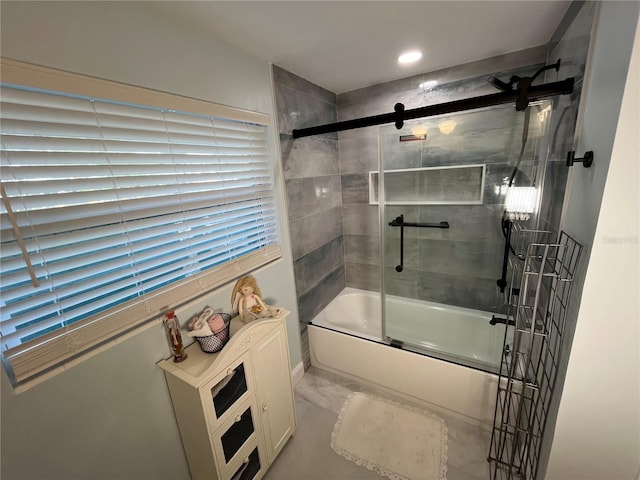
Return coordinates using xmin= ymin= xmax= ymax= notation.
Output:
xmin=291 ymin=78 xmax=574 ymax=138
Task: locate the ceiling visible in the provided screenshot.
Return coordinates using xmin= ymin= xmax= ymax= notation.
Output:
xmin=154 ymin=1 xmax=571 ymax=94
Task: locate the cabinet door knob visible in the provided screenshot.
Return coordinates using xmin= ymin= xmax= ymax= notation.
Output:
xmin=262 ymin=403 xmax=268 ymax=412
xmin=243 ymin=457 xmax=250 ymax=465
xmin=226 ymin=368 xmax=235 ymax=377
xmin=235 ymin=415 xmax=242 ymax=423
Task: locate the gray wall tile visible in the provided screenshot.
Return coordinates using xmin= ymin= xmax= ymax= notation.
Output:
xmin=273 ymin=64 xmax=335 ymax=105
xmin=384 ymin=235 xmax=418 ymax=270
xmin=293 ymin=236 xmax=344 ymax=297
xmin=281 ymin=135 xmax=339 ymax=180
xmin=341 ymin=173 xmax=370 ymax=205
xmin=416 ymin=270 xmax=507 ymax=313
xmin=345 ymin=262 xmax=380 ymax=292
xmin=418 ymin=205 xmax=505 ymax=243
xmin=344 ymin=234 xmax=380 ymax=265
xmin=342 ymin=204 xmax=379 ymax=236
xmin=289 ymin=205 xmax=343 ymax=260
xmin=298 ymin=266 xmax=345 ymax=324
xmin=417 ymin=238 xmax=503 ymax=279
xmin=381 ymin=133 xmax=422 ymax=170
xmin=285 ymin=174 xmax=342 ymax=221
xmin=273 ymin=66 xmax=345 ymax=331
xmin=275 ymin=83 xmax=337 ymax=139
xmin=338 ymin=128 xmax=379 ymax=174
xmin=383 ymin=266 xmax=419 ymax=299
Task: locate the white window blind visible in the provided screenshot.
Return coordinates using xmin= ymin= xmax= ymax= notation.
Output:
xmin=0 ymin=66 xmax=281 ymax=387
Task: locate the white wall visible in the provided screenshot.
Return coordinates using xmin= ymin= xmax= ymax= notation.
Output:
xmin=545 ymin=8 xmax=640 ymax=480
xmin=0 ymin=2 xmax=301 ymax=479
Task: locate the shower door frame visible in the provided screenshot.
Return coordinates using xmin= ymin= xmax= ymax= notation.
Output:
xmin=376 ymin=100 xmax=552 ymax=374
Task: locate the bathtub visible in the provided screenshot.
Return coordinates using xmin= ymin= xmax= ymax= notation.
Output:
xmin=308 ymin=287 xmax=512 ymax=426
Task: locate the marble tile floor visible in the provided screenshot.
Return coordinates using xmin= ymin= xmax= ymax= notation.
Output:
xmin=264 ymin=367 xmax=491 ymax=480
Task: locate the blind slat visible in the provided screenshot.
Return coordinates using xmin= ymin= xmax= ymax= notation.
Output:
xmin=1 ymin=198 xmax=277 ymax=255
xmin=1 ymin=192 xmax=276 ymax=236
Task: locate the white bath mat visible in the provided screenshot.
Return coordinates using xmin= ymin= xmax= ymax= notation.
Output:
xmin=331 ymin=392 xmax=448 ymax=480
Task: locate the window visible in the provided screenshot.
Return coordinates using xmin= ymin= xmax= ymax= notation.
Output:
xmin=0 ymin=59 xmax=281 ymax=387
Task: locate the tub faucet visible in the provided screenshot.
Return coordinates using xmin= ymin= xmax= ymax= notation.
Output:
xmin=489 ymin=315 xmax=515 ymax=327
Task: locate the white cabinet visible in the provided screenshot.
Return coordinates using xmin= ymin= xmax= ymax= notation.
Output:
xmin=158 ymin=312 xmax=295 ymax=480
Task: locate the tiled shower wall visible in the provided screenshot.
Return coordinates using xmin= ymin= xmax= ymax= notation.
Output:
xmin=272 ymin=66 xmax=345 ymax=332
xmin=273 ymin=46 xmax=577 ymax=333
xmin=337 ymin=47 xmax=548 ymax=312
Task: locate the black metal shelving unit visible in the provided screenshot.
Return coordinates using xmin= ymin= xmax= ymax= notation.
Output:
xmin=488 ymin=226 xmax=582 ymax=479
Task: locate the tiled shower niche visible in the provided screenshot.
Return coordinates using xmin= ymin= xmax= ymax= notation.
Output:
xmin=369 ymin=164 xmax=486 ymax=205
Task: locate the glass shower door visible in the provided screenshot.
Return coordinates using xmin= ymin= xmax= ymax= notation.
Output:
xmin=379 ymin=102 xmax=551 ymax=373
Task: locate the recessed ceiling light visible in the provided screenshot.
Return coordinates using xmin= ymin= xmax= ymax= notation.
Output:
xmin=398 ymin=50 xmax=422 ymax=64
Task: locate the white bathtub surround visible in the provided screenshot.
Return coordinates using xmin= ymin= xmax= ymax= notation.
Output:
xmin=384 ymin=293 xmax=509 ymax=372
xmin=331 ymin=392 xmax=448 ymax=480
xmin=312 ymin=287 xmax=382 ymax=341
xmin=312 ymin=287 xmax=510 ymax=372
xmin=309 ymin=287 xmax=507 ymax=426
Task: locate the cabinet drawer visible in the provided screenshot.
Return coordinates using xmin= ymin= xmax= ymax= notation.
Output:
xmin=202 ymin=353 xmax=254 ymax=432
xmin=212 ymin=398 xmax=261 ymax=472
xmin=225 ymin=440 xmax=266 ymax=480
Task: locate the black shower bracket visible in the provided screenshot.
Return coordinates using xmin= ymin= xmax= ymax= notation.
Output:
xmin=394 ymin=102 xmax=405 ymax=130
xmin=291 ymin=77 xmax=574 ymax=138
xmin=388 ymin=215 xmax=449 ymax=272
xmin=566 ymin=150 xmax=594 ymax=168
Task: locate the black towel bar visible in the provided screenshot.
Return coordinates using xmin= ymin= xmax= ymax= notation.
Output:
xmin=388 ymin=215 xmax=450 ymax=272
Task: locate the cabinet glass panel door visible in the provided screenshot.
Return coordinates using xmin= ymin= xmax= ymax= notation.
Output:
xmin=221 ymin=407 xmax=255 ymax=462
xmin=230 ymin=447 xmax=261 ymax=480
xmin=210 ymin=363 xmax=248 ymax=418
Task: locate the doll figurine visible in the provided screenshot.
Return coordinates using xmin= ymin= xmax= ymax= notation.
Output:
xmin=231 ymin=275 xmax=282 ymax=323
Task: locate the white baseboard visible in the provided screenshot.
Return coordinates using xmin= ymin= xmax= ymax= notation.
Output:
xmin=291 ymin=361 xmax=304 ymax=386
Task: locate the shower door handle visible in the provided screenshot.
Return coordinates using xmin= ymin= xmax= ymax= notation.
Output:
xmin=396 ymin=218 xmax=404 ymax=272
xmin=388 ymin=215 xmax=450 ymax=273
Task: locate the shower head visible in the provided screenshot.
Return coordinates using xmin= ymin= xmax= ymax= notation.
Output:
xmin=489 ymin=60 xmax=562 ymax=93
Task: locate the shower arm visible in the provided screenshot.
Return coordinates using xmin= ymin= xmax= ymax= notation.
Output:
xmin=291 ymin=77 xmax=574 ymax=138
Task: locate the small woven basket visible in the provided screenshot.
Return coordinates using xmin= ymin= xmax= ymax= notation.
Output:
xmin=194 ymin=313 xmax=232 ymax=353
